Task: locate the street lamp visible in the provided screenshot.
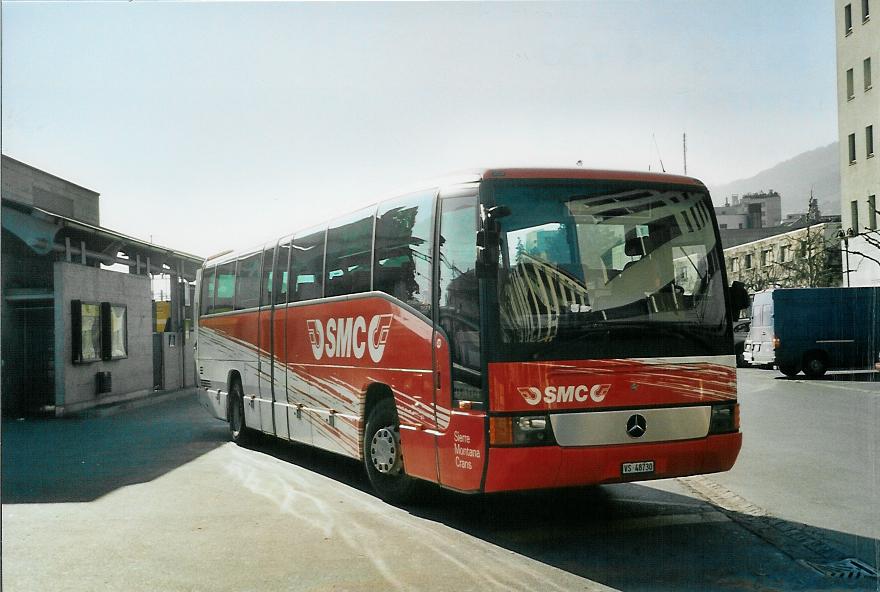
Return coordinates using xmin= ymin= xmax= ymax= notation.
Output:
xmin=837 ymin=228 xmax=854 ymax=287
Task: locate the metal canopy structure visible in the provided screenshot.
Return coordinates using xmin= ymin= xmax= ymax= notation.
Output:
xmin=2 ymin=198 xmax=202 ymax=281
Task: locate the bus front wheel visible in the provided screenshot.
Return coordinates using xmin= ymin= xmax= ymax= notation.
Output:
xmin=228 ymin=380 xmax=253 ymax=445
xmin=363 ymin=397 xmax=419 ymax=504
xmin=778 ymin=363 xmax=800 ymax=378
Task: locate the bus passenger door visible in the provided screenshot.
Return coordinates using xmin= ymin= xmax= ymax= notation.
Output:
xmin=257 ymin=245 xmax=276 ymax=433
xmin=434 ymin=192 xmax=486 ymax=492
xmin=271 ymin=238 xmax=292 ymax=440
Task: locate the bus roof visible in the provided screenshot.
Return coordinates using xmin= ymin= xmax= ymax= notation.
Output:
xmin=478 ymin=167 xmax=704 ymax=187
xmin=205 ymin=167 xmax=707 ymax=267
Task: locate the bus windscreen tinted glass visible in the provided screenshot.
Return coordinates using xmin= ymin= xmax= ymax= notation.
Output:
xmin=492 ymin=181 xmax=729 ymax=360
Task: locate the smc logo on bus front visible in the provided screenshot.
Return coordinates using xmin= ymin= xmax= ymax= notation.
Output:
xmin=517 ymin=384 xmax=611 ymax=405
xmin=307 ymin=315 xmax=394 ymax=362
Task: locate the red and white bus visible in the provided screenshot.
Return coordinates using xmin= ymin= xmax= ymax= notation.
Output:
xmin=196 ymin=168 xmax=747 ymax=502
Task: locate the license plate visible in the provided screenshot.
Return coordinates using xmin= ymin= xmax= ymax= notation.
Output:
xmin=622 ymin=461 xmax=655 ymax=475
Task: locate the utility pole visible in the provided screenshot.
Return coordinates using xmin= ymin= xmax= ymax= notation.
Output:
xmin=682 ymin=133 xmax=687 ymax=175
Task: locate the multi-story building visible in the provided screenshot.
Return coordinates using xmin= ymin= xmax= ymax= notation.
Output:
xmin=714 ymin=190 xmax=782 ymax=230
xmin=722 ymin=221 xmax=842 ymax=291
xmin=836 ymin=0 xmax=880 ymax=286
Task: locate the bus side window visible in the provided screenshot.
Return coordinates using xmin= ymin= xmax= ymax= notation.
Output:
xmin=325 ymin=207 xmax=376 ymax=298
xmin=260 ymin=246 xmax=275 ymax=307
xmin=200 ymin=267 xmax=215 ymax=316
xmin=291 ymin=227 xmax=326 ymax=302
xmin=235 ymin=253 xmax=261 ymax=311
xmin=437 ymin=195 xmax=481 ymax=401
xmin=213 ymin=261 xmax=236 ymax=314
xmin=374 ymin=190 xmax=435 ymax=317
xmin=274 ymin=238 xmax=291 ymax=305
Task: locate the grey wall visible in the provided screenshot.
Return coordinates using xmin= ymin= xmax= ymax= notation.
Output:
xmin=159 ymin=333 xmax=196 ymax=391
xmin=54 ymin=262 xmax=153 ymax=413
xmin=2 ymin=155 xmax=100 ymax=225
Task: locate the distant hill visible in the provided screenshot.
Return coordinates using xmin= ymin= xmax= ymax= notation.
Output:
xmin=707 ymin=142 xmax=840 ymax=216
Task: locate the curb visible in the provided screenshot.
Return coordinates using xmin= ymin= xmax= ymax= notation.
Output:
xmin=72 ymin=388 xmax=197 ymax=418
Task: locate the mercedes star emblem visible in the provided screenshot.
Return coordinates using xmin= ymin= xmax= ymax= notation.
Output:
xmin=626 ymin=414 xmax=647 ymax=438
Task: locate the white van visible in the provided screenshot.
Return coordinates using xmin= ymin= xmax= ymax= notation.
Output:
xmin=742 ymin=290 xmax=775 ymax=367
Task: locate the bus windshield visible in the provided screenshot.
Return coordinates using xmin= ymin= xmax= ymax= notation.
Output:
xmin=491 ymin=180 xmax=731 ymax=360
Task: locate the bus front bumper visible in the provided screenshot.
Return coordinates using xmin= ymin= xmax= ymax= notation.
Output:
xmin=482 ymin=432 xmax=742 ymax=493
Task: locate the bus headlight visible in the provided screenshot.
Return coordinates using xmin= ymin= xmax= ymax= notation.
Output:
xmin=489 ymin=415 xmax=556 ymax=446
xmin=709 ymin=403 xmax=739 ymax=434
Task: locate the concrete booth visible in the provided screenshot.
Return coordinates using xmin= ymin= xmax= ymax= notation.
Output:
xmin=1 ymin=155 xmax=202 ymax=417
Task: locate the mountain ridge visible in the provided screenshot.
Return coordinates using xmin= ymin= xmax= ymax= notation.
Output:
xmin=707 ymin=142 xmax=840 ymax=217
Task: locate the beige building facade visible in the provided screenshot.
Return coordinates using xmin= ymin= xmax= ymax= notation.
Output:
xmin=836 ymin=0 xmax=880 ymax=286
xmin=723 ymin=222 xmax=842 ymax=291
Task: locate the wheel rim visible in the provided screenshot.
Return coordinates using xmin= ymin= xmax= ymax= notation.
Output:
xmin=370 ymin=425 xmax=402 ymax=475
xmin=808 ymin=359 xmax=823 ymax=373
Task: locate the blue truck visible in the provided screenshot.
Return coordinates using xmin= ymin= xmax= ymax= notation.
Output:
xmin=742 ymin=287 xmax=880 ymax=378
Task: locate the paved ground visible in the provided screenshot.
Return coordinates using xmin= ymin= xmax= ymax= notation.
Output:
xmin=1 ymin=376 xmax=878 ymax=591
xmin=712 ymin=368 xmax=880 ymax=565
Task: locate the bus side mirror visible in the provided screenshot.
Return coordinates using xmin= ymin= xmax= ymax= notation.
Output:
xmin=476 ymin=206 xmax=510 ymax=278
xmin=729 ymin=281 xmax=749 ymax=313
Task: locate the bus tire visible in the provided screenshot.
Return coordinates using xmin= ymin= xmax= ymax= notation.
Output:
xmin=802 ymin=353 xmax=827 ymax=379
xmin=228 ymin=379 xmax=253 ymax=445
xmin=778 ymin=363 xmax=800 ymax=378
xmin=363 ymin=397 xmax=419 ymax=504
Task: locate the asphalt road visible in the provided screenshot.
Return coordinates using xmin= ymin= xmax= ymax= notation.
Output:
xmin=2 ymin=373 xmax=878 ymax=591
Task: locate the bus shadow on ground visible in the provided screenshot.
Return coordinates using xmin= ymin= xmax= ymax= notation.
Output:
xmin=254 ymin=436 xmax=878 ymax=591
xmin=775 ymin=371 xmax=879 ymax=383
xmin=1 ymin=394 xmax=229 ymax=504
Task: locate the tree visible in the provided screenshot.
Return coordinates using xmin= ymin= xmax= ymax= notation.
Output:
xmin=773 ymin=223 xmax=842 ymax=288
xmin=839 ymin=202 xmax=880 ymax=283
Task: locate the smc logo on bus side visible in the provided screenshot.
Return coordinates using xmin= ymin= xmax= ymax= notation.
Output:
xmin=307 ymin=315 xmax=393 ymax=362
xmin=517 ymin=384 xmax=611 ymax=406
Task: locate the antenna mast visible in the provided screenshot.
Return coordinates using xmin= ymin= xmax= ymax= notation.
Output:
xmin=652 ymin=134 xmax=666 ymax=173
xmin=682 ymin=133 xmax=687 ymax=175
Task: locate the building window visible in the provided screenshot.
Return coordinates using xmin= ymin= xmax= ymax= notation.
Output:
xmin=102 ymin=303 xmax=128 ymax=360
xmin=847 ymin=68 xmax=855 ymax=99
xmin=867 ymin=125 xmax=875 ymax=157
xmin=72 ymin=300 xmax=102 ymax=363
xmin=863 ymin=0 xmax=870 ymax=21
xmin=852 ymin=200 xmax=861 ymax=233
xmin=846 ymin=3 xmax=854 ymax=33
xmin=866 ymin=57 xmax=873 ymax=90
xmin=761 ymin=249 xmax=774 ymax=267
xmin=744 ymin=254 xmax=753 ymax=269
xmin=779 ymin=245 xmax=790 ymax=263
xmin=849 ymin=133 xmax=857 ymax=163
xmin=869 ymin=194 xmax=877 ymax=230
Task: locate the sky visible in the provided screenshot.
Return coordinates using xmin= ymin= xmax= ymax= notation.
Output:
xmin=2 ymin=1 xmax=839 ymax=257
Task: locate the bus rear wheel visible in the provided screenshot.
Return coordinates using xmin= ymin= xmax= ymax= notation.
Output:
xmin=778 ymin=363 xmax=800 ymax=378
xmin=228 ymin=380 xmax=253 ymax=445
xmin=363 ymin=397 xmax=419 ymax=504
